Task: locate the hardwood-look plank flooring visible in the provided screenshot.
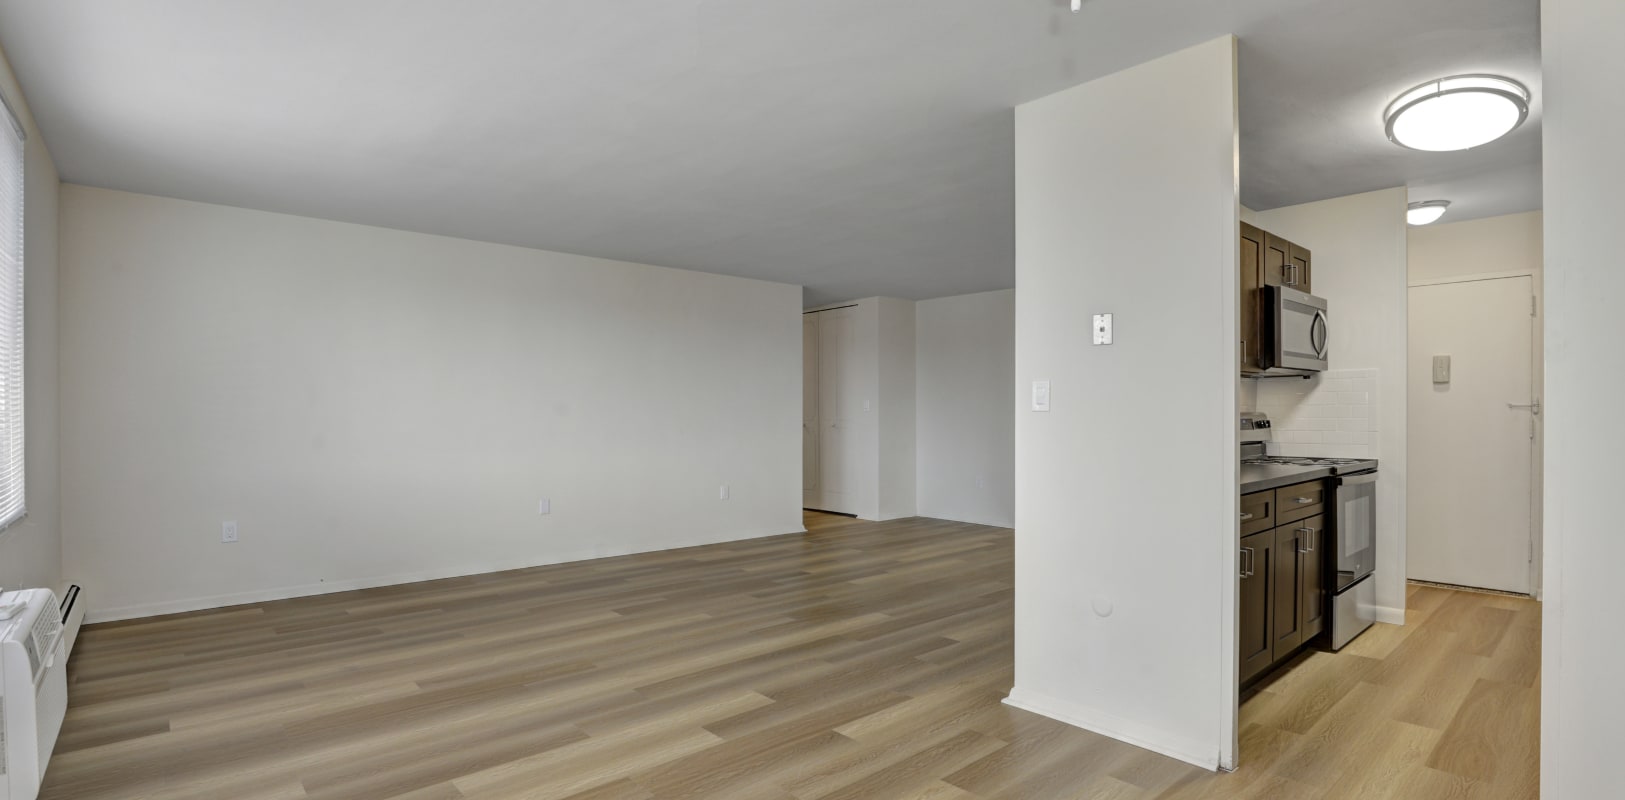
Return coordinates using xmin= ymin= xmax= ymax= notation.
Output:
xmin=43 ymin=512 xmax=1539 ymax=799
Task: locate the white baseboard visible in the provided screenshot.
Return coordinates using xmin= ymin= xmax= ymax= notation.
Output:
xmin=1374 ymin=605 xmax=1406 ymax=625
xmin=914 ymin=510 xmax=1016 ymax=529
xmin=86 ymin=525 xmax=806 ymax=624
xmin=1003 ymin=687 xmax=1220 ymax=771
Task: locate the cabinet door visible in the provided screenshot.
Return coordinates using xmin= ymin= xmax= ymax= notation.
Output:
xmin=1296 ymin=514 xmax=1328 ymax=642
xmin=1262 ymin=233 xmax=1290 ymax=288
xmin=1239 ymin=223 xmax=1266 ymax=373
xmin=1287 ymin=243 xmax=1312 ymax=293
xmin=1239 ymin=530 xmax=1275 ymax=684
xmin=1272 ymin=525 xmax=1305 ymax=655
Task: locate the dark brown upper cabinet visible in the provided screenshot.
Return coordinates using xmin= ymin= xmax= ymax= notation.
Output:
xmin=1239 ymin=223 xmax=1266 ymax=375
xmin=1262 ymin=232 xmax=1290 ymax=288
xmin=1286 ymin=243 xmax=1312 ymax=293
xmin=1240 ymin=223 xmax=1313 ymax=376
xmin=1260 ymin=231 xmax=1313 ymax=294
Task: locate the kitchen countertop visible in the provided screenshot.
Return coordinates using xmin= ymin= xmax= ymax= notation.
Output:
xmin=1240 ymin=463 xmax=1335 ymax=494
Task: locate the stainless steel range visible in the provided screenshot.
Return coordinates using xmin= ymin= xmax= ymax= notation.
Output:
xmin=1240 ymin=412 xmax=1377 ymax=650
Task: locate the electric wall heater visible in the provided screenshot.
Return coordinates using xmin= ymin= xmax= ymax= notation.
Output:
xmin=0 ymin=588 xmax=69 ymax=800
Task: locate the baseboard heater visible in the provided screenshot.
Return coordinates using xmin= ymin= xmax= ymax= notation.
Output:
xmin=56 ymin=585 xmax=84 ymax=659
xmin=0 ymin=586 xmax=71 ymax=800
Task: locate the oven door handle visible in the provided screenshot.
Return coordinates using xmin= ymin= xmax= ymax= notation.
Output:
xmin=1336 ymin=472 xmax=1379 ymax=487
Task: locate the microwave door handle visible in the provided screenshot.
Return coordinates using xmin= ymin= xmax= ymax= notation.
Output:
xmin=1310 ymin=310 xmax=1329 ymax=358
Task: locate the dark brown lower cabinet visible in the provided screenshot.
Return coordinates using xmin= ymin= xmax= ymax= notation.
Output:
xmin=1298 ymin=514 xmax=1327 ymax=642
xmin=1239 ymin=529 xmax=1275 ymax=684
xmin=1239 ymin=507 xmax=1327 ymax=686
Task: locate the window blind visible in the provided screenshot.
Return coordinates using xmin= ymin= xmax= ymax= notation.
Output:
xmin=0 ymin=95 xmax=25 ymax=531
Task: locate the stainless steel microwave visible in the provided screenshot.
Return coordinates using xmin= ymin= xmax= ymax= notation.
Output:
xmin=1262 ymin=285 xmax=1328 ymax=373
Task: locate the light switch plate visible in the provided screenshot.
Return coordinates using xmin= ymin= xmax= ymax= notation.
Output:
xmin=1031 ymin=380 xmax=1051 ymax=412
xmin=1432 ymin=355 xmax=1451 ymax=384
xmin=1093 ymin=314 xmax=1113 ymax=345
xmin=538 ymin=498 xmax=551 ymax=515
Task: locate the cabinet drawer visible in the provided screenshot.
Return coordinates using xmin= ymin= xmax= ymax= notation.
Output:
xmin=1276 ymin=480 xmax=1326 ymax=525
xmin=1240 ymin=490 xmax=1275 ymax=536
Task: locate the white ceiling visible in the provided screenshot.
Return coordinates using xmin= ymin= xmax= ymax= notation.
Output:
xmin=0 ymin=0 xmax=1540 ymax=305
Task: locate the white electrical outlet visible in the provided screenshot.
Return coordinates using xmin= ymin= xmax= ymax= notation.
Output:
xmin=221 ymin=520 xmax=238 ymax=543
xmin=538 ymin=498 xmax=551 ymax=515
xmin=719 ymin=484 xmax=730 ymax=500
xmin=1031 ymin=380 xmax=1051 ymax=412
xmin=1093 ymin=313 xmax=1114 ymax=345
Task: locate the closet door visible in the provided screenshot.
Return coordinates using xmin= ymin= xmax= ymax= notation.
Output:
xmin=816 ymin=308 xmax=861 ymax=514
xmin=802 ymin=314 xmax=820 ymax=508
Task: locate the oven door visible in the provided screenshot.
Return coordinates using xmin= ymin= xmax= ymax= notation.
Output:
xmin=1333 ymin=471 xmax=1377 ymax=592
xmin=1265 ymin=285 xmax=1328 ymax=372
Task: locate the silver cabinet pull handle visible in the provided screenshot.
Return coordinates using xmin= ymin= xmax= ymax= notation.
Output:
xmin=1293 ymin=496 xmax=1314 ymax=505
xmin=1240 ymin=511 xmax=1254 ymax=521
xmin=1297 ymin=527 xmax=1315 ymax=552
xmin=1240 ymin=547 xmax=1255 ymax=578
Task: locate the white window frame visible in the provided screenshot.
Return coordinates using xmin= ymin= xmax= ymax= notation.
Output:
xmin=0 ymin=90 xmax=26 ymax=533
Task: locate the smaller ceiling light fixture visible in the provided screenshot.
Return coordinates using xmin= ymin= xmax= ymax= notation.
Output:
xmin=1384 ymin=75 xmax=1530 ymax=151
xmin=1071 ymin=0 xmax=1081 ymax=11
xmin=1407 ymin=200 xmax=1451 ymax=226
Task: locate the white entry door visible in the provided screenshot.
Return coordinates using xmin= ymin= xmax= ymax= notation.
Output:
xmin=1407 ymin=275 xmax=1536 ymax=594
xmin=802 ymin=315 xmax=820 ymax=507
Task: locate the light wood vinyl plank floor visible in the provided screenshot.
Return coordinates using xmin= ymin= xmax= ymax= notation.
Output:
xmin=42 ymin=511 xmax=1539 ymax=799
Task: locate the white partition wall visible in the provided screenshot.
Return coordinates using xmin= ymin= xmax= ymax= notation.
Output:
xmin=1541 ymin=0 xmax=1625 ymax=796
xmin=1008 ymin=36 xmax=1239 ymax=769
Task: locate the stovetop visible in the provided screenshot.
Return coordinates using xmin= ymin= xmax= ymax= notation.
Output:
xmin=1241 ymin=456 xmax=1372 ymax=469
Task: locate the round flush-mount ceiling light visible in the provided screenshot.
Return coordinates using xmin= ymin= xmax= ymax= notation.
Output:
xmin=1384 ymin=75 xmax=1530 ymax=152
xmin=1407 ymin=200 xmax=1451 ymax=226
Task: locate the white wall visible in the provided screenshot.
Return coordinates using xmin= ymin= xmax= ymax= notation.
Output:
xmin=1540 ymin=0 xmax=1623 ymax=795
xmin=876 ymin=296 xmax=917 ymax=521
xmin=1010 ymin=36 xmax=1238 ymax=769
xmin=1407 ymin=211 xmax=1544 ymax=597
xmin=1408 ymin=210 xmax=1542 ymax=282
xmin=915 ymin=289 xmax=1014 ymax=527
xmin=59 ymin=185 xmax=803 ymax=622
xmin=1247 ymin=188 xmax=1409 ymax=624
xmin=0 ymin=46 xmax=61 ymax=594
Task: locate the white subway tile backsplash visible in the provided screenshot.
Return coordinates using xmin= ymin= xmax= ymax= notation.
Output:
xmin=1253 ymin=368 xmax=1380 ymax=459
